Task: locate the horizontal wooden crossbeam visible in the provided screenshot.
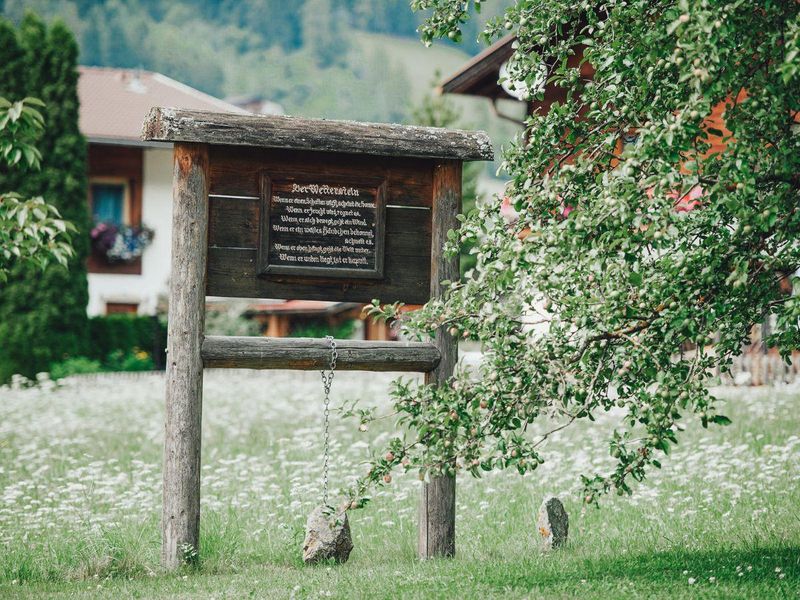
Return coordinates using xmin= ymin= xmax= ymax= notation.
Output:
xmin=201 ymin=336 xmax=441 ymax=372
xmin=142 ymin=107 xmax=494 ymax=162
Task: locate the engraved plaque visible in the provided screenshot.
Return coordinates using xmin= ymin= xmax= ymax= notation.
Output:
xmin=258 ymin=175 xmax=386 ymax=279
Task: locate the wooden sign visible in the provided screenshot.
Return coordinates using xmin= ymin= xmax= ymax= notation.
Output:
xmin=141 ymin=107 xmax=494 ymax=569
xmin=203 ymin=147 xmax=435 ymax=304
xmin=259 ymin=175 xmax=386 ymax=279
xmin=143 ymin=107 xmax=493 ymax=306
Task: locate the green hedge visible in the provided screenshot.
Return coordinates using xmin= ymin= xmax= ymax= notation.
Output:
xmin=87 ymin=314 xmax=167 ymax=369
xmin=289 ymin=318 xmax=356 ymax=340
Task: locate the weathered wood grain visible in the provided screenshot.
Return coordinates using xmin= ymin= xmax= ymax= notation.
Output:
xmin=206 ymin=246 xmax=430 ymax=304
xmin=207 ymin=145 xmax=435 ymax=208
xmin=419 ymin=160 xmax=461 ymax=560
xmin=162 ymin=143 xmax=209 ymax=570
xmin=208 ymin=196 xmax=259 ymax=248
xmin=202 ymin=336 xmax=440 ymax=372
xmin=142 ymin=107 xmax=494 ymax=162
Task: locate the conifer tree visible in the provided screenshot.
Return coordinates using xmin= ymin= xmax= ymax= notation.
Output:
xmin=0 ymin=19 xmax=26 ymax=101
xmin=0 ymin=13 xmax=89 ymax=381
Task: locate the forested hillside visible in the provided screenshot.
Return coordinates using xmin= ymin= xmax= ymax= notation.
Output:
xmin=0 ymin=0 xmax=517 ymax=129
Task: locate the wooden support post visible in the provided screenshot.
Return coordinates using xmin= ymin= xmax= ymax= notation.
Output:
xmin=162 ymin=142 xmax=209 ymax=570
xmin=419 ymin=160 xmax=461 ymax=559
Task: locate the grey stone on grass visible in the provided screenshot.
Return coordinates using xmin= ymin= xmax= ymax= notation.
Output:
xmin=302 ymin=505 xmax=353 ymax=564
xmin=537 ymin=496 xmax=568 ymax=550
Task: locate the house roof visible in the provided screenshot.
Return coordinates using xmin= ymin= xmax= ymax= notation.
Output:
xmin=244 ymin=300 xmax=361 ymax=316
xmin=78 ymin=66 xmax=247 ymax=144
xmin=439 ymin=34 xmax=516 ymax=100
xmin=441 ymin=34 xmax=595 ymax=114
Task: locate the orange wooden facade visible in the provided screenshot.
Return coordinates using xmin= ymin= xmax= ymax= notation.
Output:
xmin=86 ymin=144 xmax=144 ymax=275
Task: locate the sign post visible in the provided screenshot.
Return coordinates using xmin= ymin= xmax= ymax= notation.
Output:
xmin=161 ymin=142 xmax=209 ymax=569
xmin=419 ymin=160 xmax=461 ymax=558
xmin=142 ymin=107 xmax=493 ymax=568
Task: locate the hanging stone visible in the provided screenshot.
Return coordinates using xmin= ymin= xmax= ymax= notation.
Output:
xmin=302 ymin=504 xmax=354 ymax=564
xmin=537 ymin=496 xmax=568 ymax=550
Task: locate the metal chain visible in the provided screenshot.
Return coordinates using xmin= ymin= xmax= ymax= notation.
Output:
xmin=319 ymin=335 xmax=337 ymax=506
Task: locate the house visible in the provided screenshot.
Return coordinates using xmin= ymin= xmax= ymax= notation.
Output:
xmin=441 ymin=35 xmax=729 ymax=153
xmin=440 ymin=35 xmax=521 ymax=107
xmin=439 ymin=33 xmax=592 ymax=121
xmin=77 ymin=66 xmax=246 ymax=316
xmin=77 ymin=68 xmax=392 ymax=340
xmin=441 ymin=36 xmax=796 ymax=380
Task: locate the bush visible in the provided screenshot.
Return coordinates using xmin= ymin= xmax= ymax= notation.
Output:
xmin=290 ymin=319 xmax=356 ymax=339
xmin=88 ymin=314 xmax=167 ymax=369
xmin=104 ymin=349 xmax=155 ymax=372
xmin=49 ymin=349 xmax=155 ymax=379
xmin=49 ymin=357 xmax=103 ymax=380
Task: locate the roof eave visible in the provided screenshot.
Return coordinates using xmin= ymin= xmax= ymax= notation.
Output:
xmin=440 ymin=34 xmax=517 ymax=99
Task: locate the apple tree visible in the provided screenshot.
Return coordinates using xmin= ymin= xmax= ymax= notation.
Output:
xmin=352 ymin=0 xmax=800 ymax=504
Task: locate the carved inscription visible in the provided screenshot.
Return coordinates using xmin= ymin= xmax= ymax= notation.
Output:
xmin=259 ymin=176 xmax=385 ymax=278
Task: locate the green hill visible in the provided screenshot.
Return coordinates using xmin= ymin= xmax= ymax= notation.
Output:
xmin=354 ymin=32 xmax=471 ymax=103
xmin=354 ymin=32 xmax=522 ymax=166
xmin=1 ymin=0 xmax=522 ymax=172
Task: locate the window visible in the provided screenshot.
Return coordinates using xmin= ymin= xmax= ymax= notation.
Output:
xmin=621 ymin=132 xmax=639 ymax=152
xmin=90 ymin=179 xmax=130 ymax=226
xmin=87 ymin=146 xmax=143 ymax=275
xmin=106 ymin=302 xmax=138 ymax=315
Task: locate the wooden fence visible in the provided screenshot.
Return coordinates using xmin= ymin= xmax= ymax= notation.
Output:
xmin=720 ymin=352 xmax=800 ymax=386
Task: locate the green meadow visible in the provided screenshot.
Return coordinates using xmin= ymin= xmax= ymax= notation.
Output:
xmin=1 ymin=370 xmax=797 ymax=598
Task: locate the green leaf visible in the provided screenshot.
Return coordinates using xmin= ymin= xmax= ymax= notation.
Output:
xmin=21 ymin=97 xmax=45 ymax=107
xmin=666 ymin=19 xmax=684 ymax=35
xmin=655 ymin=439 xmax=671 ymax=455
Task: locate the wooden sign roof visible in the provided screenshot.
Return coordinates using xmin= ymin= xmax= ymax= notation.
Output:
xmin=141 ymin=107 xmax=494 ymax=162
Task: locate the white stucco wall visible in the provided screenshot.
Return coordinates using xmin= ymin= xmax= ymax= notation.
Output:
xmin=86 ymin=146 xmax=173 ymax=316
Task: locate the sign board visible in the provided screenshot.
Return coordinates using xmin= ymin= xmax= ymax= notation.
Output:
xmin=204 ymin=147 xmax=437 ymax=304
xmin=259 ymin=175 xmax=386 ymax=279
xmin=142 ymin=107 xmax=493 ymax=305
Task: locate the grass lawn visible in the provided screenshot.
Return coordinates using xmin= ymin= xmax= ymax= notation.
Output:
xmin=0 ymin=369 xmax=798 ymax=598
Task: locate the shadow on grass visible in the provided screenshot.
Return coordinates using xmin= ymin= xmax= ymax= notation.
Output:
xmin=470 ymin=544 xmax=799 ymax=590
